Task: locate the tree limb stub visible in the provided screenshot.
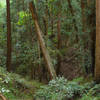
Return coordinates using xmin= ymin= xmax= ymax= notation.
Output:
xmin=29 ymin=1 xmax=56 ymax=79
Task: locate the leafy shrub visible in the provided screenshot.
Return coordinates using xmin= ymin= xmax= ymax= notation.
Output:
xmin=80 ymin=84 xmax=100 ymax=100
xmin=0 ymin=67 xmax=42 ymax=99
xmin=34 ymin=77 xmax=86 ymax=100
xmin=0 ymin=67 xmax=13 ymax=99
xmin=80 ymin=95 xmax=99 ymax=100
xmin=34 ymin=77 xmax=100 ymax=100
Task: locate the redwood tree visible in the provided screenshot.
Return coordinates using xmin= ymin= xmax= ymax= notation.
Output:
xmin=56 ymin=1 xmax=62 ymax=75
xmin=6 ymin=0 xmax=12 ymax=72
xmin=95 ymin=0 xmax=100 ymax=81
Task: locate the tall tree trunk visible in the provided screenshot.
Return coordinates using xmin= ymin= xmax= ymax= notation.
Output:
xmin=87 ymin=0 xmax=90 ymax=6
xmin=43 ymin=16 xmax=48 ymax=36
xmin=81 ymin=0 xmax=86 ymax=71
xmin=29 ymin=1 xmax=56 ymax=79
xmin=67 ymin=0 xmax=79 ymax=42
xmin=86 ymin=0 xmax=95 ymax=76
xmin=57 ymin=13 xmax=61 ymax=75
xmin=6 ymin=0 xmax=12 ymax=72
xmin=51 ymin=17 xmax=54 ymax=35
xmin=56 ymin=0 xmax=62 ymax=75
xmin=81 ymin=0 xmax=86 ymax=32
xmin=95 ymin=0 xmax=100 ymax=81
xmin=43 ymin=0 xmax=49 ymax=36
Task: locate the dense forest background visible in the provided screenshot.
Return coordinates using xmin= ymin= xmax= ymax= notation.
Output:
xmin=0 ymin=0 xmax=100 ymax=100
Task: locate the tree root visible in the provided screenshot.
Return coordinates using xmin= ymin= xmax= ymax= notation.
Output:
xmin=0 ymin=94 xmax=7 ymax=100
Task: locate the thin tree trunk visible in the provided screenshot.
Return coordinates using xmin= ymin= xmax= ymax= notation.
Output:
xmin=87 ymin=0 xmax=90 ymax=6
xmin=43 ymin=16 xmax=48 ymax=36
xmin=51 ymin=17 xmax=54 ymax=35
xmin=95 ymin=0 xmax=100 ymax=81
xmin=81 ymin=0 xmax=86 ymax=32
xmin=29 ymin=1 xmax=56 ymax=79
xmin=81 ymin=0 xmax=89 ymax=74
xmin=57 ymin=10 xmax=62 ymax=75
xmin=67 ymin=0 xmax=79 ymax=42
xmin=43 ymin=0 xmax=49 ymax=36
xmin=86 ymin=0 xmax=95 ymax=76
xmin=56 ymin=0 xmax=63 ymax=75
xmin=6 ymin=0 xmax=12 ymax=72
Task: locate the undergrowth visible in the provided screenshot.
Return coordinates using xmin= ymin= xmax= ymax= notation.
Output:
xmin=34 ymin=77 xmax=100 ymax=100
xmin=0 ymin=67 xmax=100 ymax=100
xmin=0 ymin=67 xmax=43 ymax=100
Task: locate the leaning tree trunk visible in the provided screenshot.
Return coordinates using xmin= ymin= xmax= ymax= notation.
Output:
xmin=6 ymin=0 xmax=12 ymax=72
xmin=29 ymin=1 xmax=56 ymax=79
xmin=95 ymin=0 xmax=100 ymax=81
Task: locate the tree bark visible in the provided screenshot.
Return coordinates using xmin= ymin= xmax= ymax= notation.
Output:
xmin=57 ymin=14 xmax=62 ymax=75
xmin=6 ymin=0 xmax=12 ymax=72
xmin=29 ymin=1 xmax=56 ymax=79
xmin=56 ymin=0 xmax=62 ymax=75
xmin=95 ymin=0 xmax=100 ymax=81
xmin=0 ymin=94 xmax=7 ymax=100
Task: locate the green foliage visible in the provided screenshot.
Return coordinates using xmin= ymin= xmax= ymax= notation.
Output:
xmin=34 ymin=77 xmax=85 ymax=100
xmin=80 ymin=84 xmax=100 ymax=100
xmin=0 ymin=67 xmax=43 ymax=99
xmin=0 ymin=0 xmax=97 ymax=100
xmin=80 ymin=95 xmax=99 ymax=100
xmin=0 ymin=67 xmax=99 ymax=100
xmin=35 ymin=77 xmax=100 ymax=100
xmin=0 ymin=67 xmax=17 ymax=99
xmin=0 ymin=0 xmax=95 ymax=77
xmin=17 ymin=11 xmax=30 ymax=25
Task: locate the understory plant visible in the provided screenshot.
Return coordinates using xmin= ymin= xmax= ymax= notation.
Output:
xmin=34 ymin=77 xmax=100 ymax=100
xmin=0 ymin=67 xmax=42 ymax=99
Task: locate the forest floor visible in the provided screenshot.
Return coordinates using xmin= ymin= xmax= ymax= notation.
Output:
xmin=0 ymin=67 xmax=43 ymax=100
xmin=0 ymin=67 xmax=100 ymax=100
